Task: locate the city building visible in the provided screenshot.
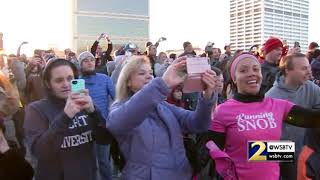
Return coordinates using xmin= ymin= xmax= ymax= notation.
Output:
xmin=230 ymin=0 xmax=309 ymax=51
xmin=72 ymin=0 xmax=149 ymax=53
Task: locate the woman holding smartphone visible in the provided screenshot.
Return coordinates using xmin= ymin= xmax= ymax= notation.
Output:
xmin=107 ymin=55 xmax=218 ymax=179
xmin=24 ymin=59 xmax=113 ymax=180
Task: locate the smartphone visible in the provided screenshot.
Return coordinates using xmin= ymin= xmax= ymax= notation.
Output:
xmin=183 ymin=57 xmax=210 ymax=93
xmin=71 ymin=79 xmax=85 ymax=93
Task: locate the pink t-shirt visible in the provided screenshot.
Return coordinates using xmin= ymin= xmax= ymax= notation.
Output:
xmin=210 ymin=97 xmax=294 ymax=180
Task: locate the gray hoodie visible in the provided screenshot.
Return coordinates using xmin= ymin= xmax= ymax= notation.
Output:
xmin=266 ymin=75 xmax=320 ymax=179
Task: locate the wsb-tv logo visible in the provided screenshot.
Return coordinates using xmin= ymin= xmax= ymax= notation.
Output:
xmin=248 ymin=141 xmax=295 ymax=162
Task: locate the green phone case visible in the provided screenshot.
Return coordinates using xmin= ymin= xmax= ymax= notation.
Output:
xmin=71 ymin=79 xmax=85 ymax=93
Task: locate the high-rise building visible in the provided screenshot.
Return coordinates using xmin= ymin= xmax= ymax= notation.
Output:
xmin=72 ymin=0 xmax=149 ymax=53
xmin=230 ymin=0 xmax=309 ymax=51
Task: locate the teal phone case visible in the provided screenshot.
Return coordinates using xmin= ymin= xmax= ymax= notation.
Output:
xmin=71 ymin=79 xmax=85 ymax=93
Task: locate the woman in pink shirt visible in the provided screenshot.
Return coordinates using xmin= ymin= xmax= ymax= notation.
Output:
xmin=205 ymin=53 xmax=320 ymax=180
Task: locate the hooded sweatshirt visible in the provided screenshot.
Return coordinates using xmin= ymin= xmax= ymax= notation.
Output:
xmin=266 ymin=75 xmax=320 ymax=179
xmin=23 ymin=93 xmax=113 ymax=180
xmin=266 ymin=76 xmax=320 ymax=151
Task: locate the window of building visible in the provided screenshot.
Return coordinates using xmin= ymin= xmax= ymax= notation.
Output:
xmin=284 ymin=11 xmax=292 ymax=16
xmin=254 ymin=8 xmax=261 ymax=12
xmin=77 ymin=0 xmax=148 ymax=15
xmin=77 ymin=16 xmax=149 ymax=38
xmin=264 ymin=7 xmax=274 ymax=12
xmin=246 ymin=15 xmax=253 ymax=19
xmin=246 ymin=10 xmax=252 ymax=14
xmin=293 ymin=13 xmax=300 ymax=17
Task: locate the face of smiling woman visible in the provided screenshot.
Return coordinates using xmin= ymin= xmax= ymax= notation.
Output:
xmin=234 ymin=58 xmax=262 ymax=95
xmin=127 ymin=63 xmax=154 ymax=93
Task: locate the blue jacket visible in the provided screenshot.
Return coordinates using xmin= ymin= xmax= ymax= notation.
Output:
xmin=107 ymin=78 xmax=216 ymax=180
xmin=82 ymin=73 xmax=115 ymax=121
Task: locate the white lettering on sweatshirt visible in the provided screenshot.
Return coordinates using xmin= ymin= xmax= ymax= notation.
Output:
xmin=237 ymin=112 xmax=277 ymax=131
xmin=60 ymin=115 xmax=93 ymax=148
xmin=61 ymin=130 xmax=93 ymax=148
xmin=68 ymin=115 xmax=89 ymax=129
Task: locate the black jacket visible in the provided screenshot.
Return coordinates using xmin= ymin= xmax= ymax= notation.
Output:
xmin=0 ymin=148 xmax=34 ymax=180
xmin=91 ymin=41 xmax=113 ymax=75
xmin=261 ymin=61 xmax=280 ymax=94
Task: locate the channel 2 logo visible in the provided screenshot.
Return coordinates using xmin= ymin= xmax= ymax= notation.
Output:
xmin=248 ymin=141 xmax=295 ymax=162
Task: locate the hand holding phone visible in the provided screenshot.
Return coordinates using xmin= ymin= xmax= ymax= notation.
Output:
xmin=182 ymin=57 xmax=210 ymax=93
xmin=104 ymin=34 xmax=109 ymax=40
xmin=70 ymin=89 xmax=95 ymax=113
xmin=162 ymin=57 xmax=188 ymax=88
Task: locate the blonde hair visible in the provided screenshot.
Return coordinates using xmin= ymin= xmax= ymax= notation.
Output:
xmin=116 ymin=56 xmax=150 ymax=102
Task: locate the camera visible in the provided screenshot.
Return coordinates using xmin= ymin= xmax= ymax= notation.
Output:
xmin=72 ymin=81 xmax=78 ymax=85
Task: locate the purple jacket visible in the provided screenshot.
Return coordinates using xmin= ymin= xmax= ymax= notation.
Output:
xmin=107 ymin=78 xmax=216 ymax=180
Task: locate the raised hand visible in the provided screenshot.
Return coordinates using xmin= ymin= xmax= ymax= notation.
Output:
xmin=104 ymin=34 xmax=110 ymax=41
xmin=162 ymin=56 xmax=188 ymax=88
xmin=71 ymin=89 xmax=95 ymax=113
xmin=64 ymin=93 xmax=83 ymax=119
xmin=21 ymin=42 xmax=28 ymax=46
xmin=98 ymin=33 xmax=105 ymax=41
xmin=201 ymin=69 xmax=218 ymax=100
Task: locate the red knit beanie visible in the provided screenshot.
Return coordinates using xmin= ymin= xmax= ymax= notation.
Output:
xmin=264 ymin=38 xmax=283 ymax=55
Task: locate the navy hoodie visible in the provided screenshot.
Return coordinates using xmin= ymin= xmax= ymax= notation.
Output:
xmin=24 ymin=93 xmax=112 ymax=180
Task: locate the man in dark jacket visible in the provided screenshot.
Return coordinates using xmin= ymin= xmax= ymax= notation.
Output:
xmin=91 ymin=33 xmax=113 ymax=75
xmin=146 ymin=45 xmax=157 ymax=76
xmin=306 ymin=42 xmax=319 ymax=63
xmin=179 ymin=41 xmax=196 ymax=57
xmin=260 ymin=37 xmax=283 ymax=94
